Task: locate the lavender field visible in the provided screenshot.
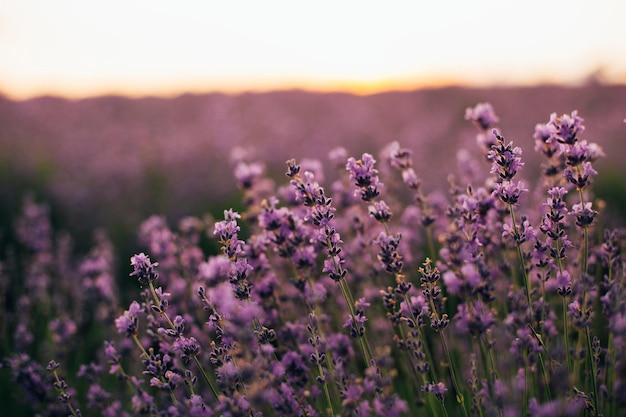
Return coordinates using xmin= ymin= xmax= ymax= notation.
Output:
xmin=1 ymin=84 xmax=626 ymax=416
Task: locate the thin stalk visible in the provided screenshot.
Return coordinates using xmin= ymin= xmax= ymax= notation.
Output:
xmin=438 ymin=399 xmax=451 ymax=417
xmin=605 ymin=266 xmax=616 ymax=416
xmin=306 ymin=303 xmax=337 ymax=416
xmin=562 ymin=296 xmax=572 ymax=373
xmin=426 ymin=225 xmax=437 ymax=263
xmin=51 ymin=369 xmax=81 ymax=417
xmin=193 ymin=354 xmax=219 ymax=399
xmin=523 ymin=355 xmax=528 ymax=417
xmin=438 ymin=329 xmax=470 ymax=417
xmin=508 ymin=205 xmax=532 ymax=317
xmin=527 ymin=324 xmax=552 ymax=401
xmin=338 ymin=277 xmax=373 ymax=366
xmin=326 ymin=233 xmax=374 ymax=367
xmin=585 ymin=327 xmax=600 ymax=417
xmin=315 ymin=357 xmax=336 ymax=417
xmin=481 ymin=335 xmax=504 ymax=417
xmin=553 ymin=237 xmax=572 ymax=374
xmin=577 ymin=187 xmax=589 ymax=276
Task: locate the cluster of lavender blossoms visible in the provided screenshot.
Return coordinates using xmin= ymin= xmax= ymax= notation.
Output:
xmin=1 ymin=103 xmax=625 ymax=417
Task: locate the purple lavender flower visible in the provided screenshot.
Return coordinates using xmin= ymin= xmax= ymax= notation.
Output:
xmin=422 ymin=381 xmax=448 ymax=401
xmin=329 ymin=146 xmax=349 ymax=169
xmin=343 ymin=311 xmax=368 ymax=338
xmin=197 ymin=254 xmax=230 ymax=285
xmin=114 ymin=301 xmax=142 ymax=337
xmin=346 ymin=153 xmax=383 ymax=201
xmin=368 ymin=200 xmax=392 ymax=223
xmin=465 ymin=102 xmax=499 ymax=131
xmin=493 ymin=180 xmax=527 ymax=205
xmin=129 ymin=253 xmax=159 ymax=284
xmin=15 ymin=196 xmax=53 ymax=253
xmin=214 ymin=210 xmax=245 ymax=260
xmin=549 ymin=110 xmax=585 ymax=145
xmin=173 ymin=335 xmax=200 ymax=363
xmin=571 ymin=202 xmax=598 ymax=228
xmin=454 ymin=300 xmax=496 ymax=336
xmin=567 ymin=300 xmax=592 ymax=328
xmin=386 ymin=141 xmax=413 ymax=170
xmin=502 ymin=216 xmax=536 ymax=245
xmin=373 ymin=232 xmax=403 ymax=274
xmin=322 ymin=255 xmax=347 ymax=282
xmin=488 ymin=130 xmax=525 ymax=181
xmin=292 ymin=245 xmax=316 ymax=269
xmin=234 ymin=161 xmax=264 ymax=190
xmin=564 ymin=162 xmax=597 ymax=189
xmin=49 ymin=317 xmax=77 ymax=345
xmin=534 ymin=122 xmax=558 ymax=155
xmin=556 ymin=270 xmax=572 ymax=296
xmin=527 ymin=397 xmax=584 ymax=417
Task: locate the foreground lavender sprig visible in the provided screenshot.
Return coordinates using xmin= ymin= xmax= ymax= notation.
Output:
xmin=127 ymin=252 xmax=219 ymax=400
xmin=548 ymin=111 xmax=603 ymax=416
xmin=46 ymin=360 xmax=81 ymax=417
xmin=286 ymin=159 xmax=374 ymax=367
xmin=488 ymin=129 xmax=533 ymax=317
xmin=419 ymin=258 xmax=470 ymax=417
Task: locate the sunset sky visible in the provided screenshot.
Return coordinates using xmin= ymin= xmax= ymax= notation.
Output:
xmin=1 ymin=0 xmax=625 ymax=99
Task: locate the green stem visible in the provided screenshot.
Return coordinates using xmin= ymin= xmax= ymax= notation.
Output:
xmin=585 ymin=327 xmax=600 ymax=417
xmin=51 ymin=369 xmax=81 ymax=417
xmin=562 ymin=296 xmax=572 ymax=374
xmin=439 ymin=330 xmax=470 ymax=417
xmin=426 ymin=225 xmax=437 ymax=263
xmin=527 ymin=324 xmax=552 ymax=401
xmin=577 ymin=187 xmax=589 ymax=276
xmin=523 ymin=356 xmax=528 ymax=417
xmin=508 ymin=205 xmax=533 ymax=318
xmin=338 ymin=277 xmax=373 ymax=366
xmin=307 ymin=308 xmax=337 ymax=416
xmin=193 ymin=354 xmax=219 ymax=399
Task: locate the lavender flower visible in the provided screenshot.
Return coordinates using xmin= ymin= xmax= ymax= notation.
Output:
xmin=346 ymin=153 xmax=383 ymax=201
xmin=129 ymin=253 xmax=159 ymax=284
xmin=549 ymin=110 xmax=585 ymax=145
xmin=571 ymin=201 xmax=598 ymax=228
xmin=423 ymin=381 xmax=448 ymax=401
xmin=114 ymin=301 xmax=142 ymax=337
xmin=488 ymin=130 xmax=524 ymax=182
xmin=556 ymin=270 xmax=572 ymax=296
xmin=465 ymin=102 xmax=499 ymax=131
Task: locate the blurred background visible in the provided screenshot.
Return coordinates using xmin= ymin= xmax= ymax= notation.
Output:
xmin=1 ymin=0 xmax=626 ymax=260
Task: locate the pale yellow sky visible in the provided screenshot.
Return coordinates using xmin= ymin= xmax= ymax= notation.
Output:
xmin=1 ymin=0 xmax=625 ymax=99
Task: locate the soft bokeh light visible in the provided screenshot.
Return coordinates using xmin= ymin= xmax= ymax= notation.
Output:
xmin=1 ymin=0 xmax=625 ymax=99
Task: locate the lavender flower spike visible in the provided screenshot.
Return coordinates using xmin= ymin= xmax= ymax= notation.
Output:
xmin=129 ymin=253 xmax=159 ymax=284
xmin=114 ymin=301 xmax=142 ymax=337
xmin=465 ymin=102 xmax=499 ymax=131
xmin=346 ymin=153 xmax=383 ymax=201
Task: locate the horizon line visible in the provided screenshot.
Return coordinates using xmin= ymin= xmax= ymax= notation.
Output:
xmin=2 ymin=73 xmax=624 ymax=102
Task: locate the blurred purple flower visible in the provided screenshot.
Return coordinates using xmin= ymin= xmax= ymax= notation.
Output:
xmin=114 ymin=301 xmax=142 ymax=337
xmin=556 ymin=270 xmax=572 ymax=296
xmin=465 ymin=102 xmax=499 ymax=131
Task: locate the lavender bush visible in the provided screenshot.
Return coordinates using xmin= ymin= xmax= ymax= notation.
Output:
xmin=1 ymin=102 xmax=625 ymax=417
